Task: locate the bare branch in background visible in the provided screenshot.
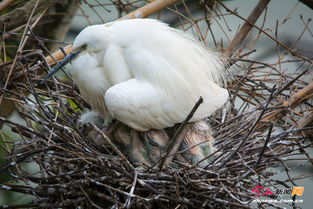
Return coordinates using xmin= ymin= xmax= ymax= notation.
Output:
xmin=0 ymin=0 xmax=57 ymax=31
xmin=223 ymin=0 xmax=271 ymax=57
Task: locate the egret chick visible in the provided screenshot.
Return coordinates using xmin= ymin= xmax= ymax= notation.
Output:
xmin=44 ymin=19 xmax=228 ymax=166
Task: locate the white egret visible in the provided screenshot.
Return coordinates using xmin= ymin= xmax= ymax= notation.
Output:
xmin=44 ymin=18 xmax=228 ymax=166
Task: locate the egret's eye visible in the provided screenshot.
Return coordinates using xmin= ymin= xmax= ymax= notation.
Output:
xmin=81 ymin=44 xmax=87 ymax=50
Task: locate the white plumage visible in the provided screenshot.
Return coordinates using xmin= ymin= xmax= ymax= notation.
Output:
xmin=70 ymin=18 xmax=228 ymax=131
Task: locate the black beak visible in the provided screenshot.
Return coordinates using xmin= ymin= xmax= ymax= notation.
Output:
xmin=41 ymin=51 xmax=81 ymax=84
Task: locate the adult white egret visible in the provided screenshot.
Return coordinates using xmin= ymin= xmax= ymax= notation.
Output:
xmin=44 ymin=18 xmax=228 ymax=166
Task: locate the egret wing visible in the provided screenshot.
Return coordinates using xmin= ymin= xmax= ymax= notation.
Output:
xmin=104 ymin=46 xmax=228 ymax=131
xmin=107 ymin=77 xmax=192 ymax=131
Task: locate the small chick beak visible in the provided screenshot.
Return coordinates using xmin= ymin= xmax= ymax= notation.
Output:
xmin=41 ymin=51 xmax=81 ymax=84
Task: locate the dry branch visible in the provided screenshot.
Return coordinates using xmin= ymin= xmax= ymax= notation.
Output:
xmin=223 ymin=0 xmax=271 ymax=57
xmin=0 ymin=0 xmax=57 ymax=31
xmin=158 ymin=97 xmax=203 ymax=170
xmin=0 ymin=0 xmax=15 ymax=11
xmin=221 ymin=2 xmax=313 ymax=64
xmin=262 ymin=81 xmax=313 ymax=123
xmin=120 ymin=0 xmax=181 ymax=20
xmin=45 ymin=44 xmax=73 ymax=65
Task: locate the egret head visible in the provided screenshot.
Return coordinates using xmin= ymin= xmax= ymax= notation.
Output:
xmin=42 ymin=24 xmax=111 ymax=84
xmin=72 ymin=25 xmax=111 ymax=55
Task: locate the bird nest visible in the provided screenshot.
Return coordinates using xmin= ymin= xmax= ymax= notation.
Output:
xmin=0 ymin=0 xmax=313 ymax=208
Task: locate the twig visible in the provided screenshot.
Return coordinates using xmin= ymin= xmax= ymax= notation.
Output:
xmin=45 ymin=44 xmax=73 ymax=65
xmin=219 ymin=86 xmax=276 ymax=168
xmin=0 ymin=0 xmax=46 ymax=107
xmin=0 ymin=146 xmax=53 ymax=174
xmin=254 ymin=123 xmax=274 ymax=169
xmin=91 ymin=123 xmax=135 ymax=171
xmin=272 ymin=69 xmax=309 ymax=98
xmin=189 ymin=191 xmax=252 ymax=209
xmin=120 ymin=0 xmax=181 ymax=20
xmin=0 ymin=0 xmax=57 ymax=31
xmin=235 ymin=123 xmax=274 ymax=184
xmin=262 ymin=81 xmax=313 ymax=123
xmin=223 ymin=0 xmax=271 ymax=57
xmin=124 ymin=171 xmax=138 ymax=209
xmin=158 ymin=97 xmax=203 ymax=171
xmin=296 ymin=111 xmax=313 ymax=128
xmin=220 ymin=2 xmax=313 ymax=64
xmin=0 ymin=0 xmax=15 ymax=11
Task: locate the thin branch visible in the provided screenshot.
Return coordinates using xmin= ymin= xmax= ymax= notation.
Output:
xmin=223 ymin=0 xmax=271 ymax=57
xmin=221 ymin=1 xmax=313 ymax=64
xmin=158 ymin=97 xmax=203 ymax=171
xmin=91 ymin=123 xmax=135 ymax=171
xmin=262 ymin=81 xmax=313 ymax=123
xmin=0 ymin=0 xmax=15 ymax=11
xmin=219 ymin=86 xmax=276 ymax=168
xmin=0 ymin=0 xmax=57 ymax=31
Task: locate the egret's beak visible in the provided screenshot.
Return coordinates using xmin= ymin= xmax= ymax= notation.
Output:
xmin=41 ymin=51 xmax=81 ymax=84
